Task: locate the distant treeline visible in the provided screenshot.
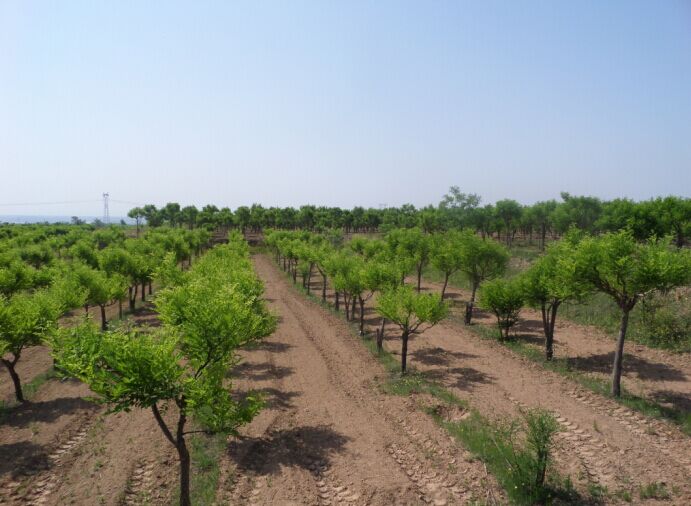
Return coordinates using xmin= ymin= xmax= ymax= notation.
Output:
xmin=128 ymin=187 xmax=690 ymax=248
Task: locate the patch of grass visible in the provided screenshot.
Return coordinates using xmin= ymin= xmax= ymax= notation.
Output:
xmin=465 ymin=323 xmax=691 ymax=436
xmin=189 ymin=432 xmax=227 ymax=506
xmin=638 ymin=481 xmax=671 ymax=500
xmin=435 ymin=409 xmax=580 ymax=505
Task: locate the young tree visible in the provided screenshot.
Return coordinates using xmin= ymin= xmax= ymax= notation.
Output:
xmin=521 ymin=236 xmax=588 ymax=359
xmin=0 ymin=290 xmax=61 ymax=402
xmin=430 ymin=231 xmax=465 ymax=300
xmin=386 ymin=228 xmax=432 ymax=292
xmin=376 ymin=286 xmax=448 ymax=373
xmin=458 ymin=233 xmax=510 ymax=324
xmin=575 ymin=231 xmax=690 ymax=396
xmin=127 ymin=207 xmax=145 ymax=237
xmin=51 ymin=243 xmax=276 ymax=506
xmin=479 ymin=278 xmax=524 ymax=340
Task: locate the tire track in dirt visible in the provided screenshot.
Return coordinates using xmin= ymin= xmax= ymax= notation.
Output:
xmin=228 ymin=255 xmax=505 ymax=505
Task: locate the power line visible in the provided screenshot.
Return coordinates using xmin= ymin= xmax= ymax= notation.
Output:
xmin=0 ymin=199 xmax=101 ymax=207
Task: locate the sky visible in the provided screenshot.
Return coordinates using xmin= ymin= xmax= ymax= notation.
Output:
xmin=1 ymin=0 xmax=690 ymax=217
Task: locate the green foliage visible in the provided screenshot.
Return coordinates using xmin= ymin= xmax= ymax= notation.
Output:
xmin=457 ymin=231 xmax=509 ymax=293
xmin=479 ymin=278 xmax=524 ymax=339
xmin=638 ymin=482 xmax=671 ymax=500
xmin=441 ymin=409 xmax=570 ymax=505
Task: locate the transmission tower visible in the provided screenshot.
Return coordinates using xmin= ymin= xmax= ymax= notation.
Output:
xmin=103 ymin=193 xmax=110 ymax=224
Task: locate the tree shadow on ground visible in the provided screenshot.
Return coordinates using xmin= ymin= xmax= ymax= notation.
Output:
xmin=0 ymin=396 xmax=96 ymax=429
xmin=410 ymin=347 xmax=478 ymax=367
xmin=648 ymin=390 xmax=691 ymax=414
xmin=230 ymin=362 xmax=295 ymax=381
xmin=423 ymin=366 xmax=495 ymax=391
xmin=0 ymin=441 xmax=52 ymax=478
xmin=566 ymin=352 xmax=687 ymax=382
xmin=228 ymin=425 xmax=349 ymax=475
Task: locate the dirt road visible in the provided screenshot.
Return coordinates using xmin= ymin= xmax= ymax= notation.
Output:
xmin=217 ymin=254 xmax=503 ymax=505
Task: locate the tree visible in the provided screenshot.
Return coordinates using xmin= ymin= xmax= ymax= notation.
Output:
xmin=51 ymin=241 xmax=276 ymax=506
xmin=521 ymin=235 xmax=588 ymax=359
xmin=387 ymin=228 xmax=432 ymax=292
xmin=127 ymin=207 xmax=145 ymax=237
xmin=0 ymin=289 xmax=61 ymax=402
xmin=575 ymin=231 xmax=690 ymax=396
xmin=494 ymin=199 xmax=523 ymax=246
xmin=458 ymin=233 xmax=510 ymax=324
xmin=430 ymin=231 xmax=464 ymax=299
xmin=479 ymin=278 xmax=524 ymax=340
xmin=180 ymin=206 xmax=199 ymax=230
xmin=376 ymin=286 xmax=448 ymax=373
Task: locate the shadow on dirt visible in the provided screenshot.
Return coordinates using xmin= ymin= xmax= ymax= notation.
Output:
xmin=423 ymin=366 xmax=495 ymax=391
xmin=0 ymin=441 xmax=52 ymax=478
xmin=566 ymin=352 xmax=687 ymax=383
xmin=0 ymin=396 xmax=96 ymax=429
xmin=228 ymin=425 xmax=349 ymax=475
xmin=410 ymin=347 xmax=478 ymax=366
xmin=230 ymin=362 xmax=295 ymax=381
xmin=649 ymin=390 xmax=691 ymax=414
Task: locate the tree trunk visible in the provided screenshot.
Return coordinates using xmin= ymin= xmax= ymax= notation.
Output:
xmin=177 ymin=439 xmax=191 ymax=506
xmin=401 ymin=330 xmax=409 ymax=374
xmin=321 ymin=274 xmax=327 ymax=302
xmin=292 ymin=265 xmax=297 ymax=284
xmin=416 ymin=264 xmax=423 ymax=293
xmin=100 ymin=305 xmax=107 ymax=331
xmin=118 ymin=299 xmax=123 ymax=319
xmin=335 ymin=291 xmax=340 ymax=311
xmin=351 ymin=296 xmax=357 ymax=323
xmin=464 ymin=283 xmax=478 ymax=324
xmin=611 ymin=309 xmax=630 ymax=397
xmin=441 ymin=272 xmax=449 ymax=300
xmin=358 ymin=297 xmax=365 ymax=335
xmin=2 ymin=358 xmax=24 ymax=402
xmin=376 ymin=319 xmax=386 ymax=351
xmin=129 ymin=285 xmax=138 ymax=311
xmin=306 ymin=265 xmax=313 ymax=295
xmin=141 ymin=282 xmax=146 ymax=302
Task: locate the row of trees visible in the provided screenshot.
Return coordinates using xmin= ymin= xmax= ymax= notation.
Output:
xmin=1 ymin=225 xmax=211 ymax=402
xmin=130 ymin=189 xmax=690 ymax=246
xmin=479 ymin=231 xmax=690 ymax=396
xmin=265 ymin=228 xmax=509 ymax=373
xmin=51 ymin=232 xmax=276 ymax=506
xmin=266 ymin=227 xmax=690 ymax=398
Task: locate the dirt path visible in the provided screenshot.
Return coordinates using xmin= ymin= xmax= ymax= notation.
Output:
xmin=423 ymin=277 xmax=690 ymax=415
xmin=216 ymin=254 xmax=505 ymax=505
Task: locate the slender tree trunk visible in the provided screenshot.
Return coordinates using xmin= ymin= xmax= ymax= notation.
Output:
xmin=611 ymin=309 xmax=630 ymax=397
xmin=376 ymin=319 xmax=386 ymax=351
xmin=129 ymin=285 xmax=138 ymax=311
xmin=118 ymin=299 xmax=123 ymax=319
xmin=358 ymin=296 xmax=365 ymax=335
xmin=321 ymin=274 xmax=327 ymax=302
xmin=335 ymin=291 xmax=340 ymax=311
xmin=351 ymin=296 xmax=357 ymax=323
xmin=416 ymin=263 xmax=423 ymax=293
xmin=176 ymin=435 xmax=191 ymax=506
xmin=292 ymin=265 xmax=297 ymax=284
xmin=441 ymin=272 xmax=449 ymax=300
xmin=401 ymin=330 xmax=409 ymax=374
xmin=2 ymin=358 xmax=24 ymax=402
xmin=100 ymin=305 xmax=107 ymax=331
xmin=306 ymin=264 xmax=313 ymax=295
xmin=141 ymin=282 xmax=146 ymax=302
xmin=464 ymin=283 xmax=478 ymax=324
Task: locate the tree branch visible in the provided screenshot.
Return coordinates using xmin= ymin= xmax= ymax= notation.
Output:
xmin=152 ymin=403 xmax=177 ymax=447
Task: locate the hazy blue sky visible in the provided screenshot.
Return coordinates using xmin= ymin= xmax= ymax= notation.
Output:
xmin=1 ymin=1 xmax=690 ymax=217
